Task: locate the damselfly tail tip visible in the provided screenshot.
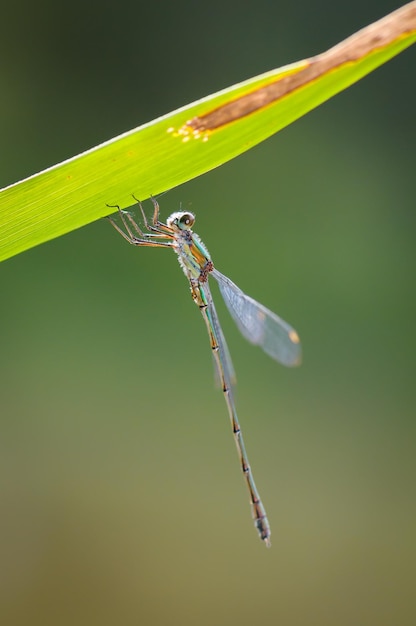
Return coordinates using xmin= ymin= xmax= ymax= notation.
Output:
xmin=263 ymin=536 xmax=272 ymax=548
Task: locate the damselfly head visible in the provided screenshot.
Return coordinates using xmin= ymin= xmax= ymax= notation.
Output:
xmin=167 ymin=212 xmax=195 ymax=231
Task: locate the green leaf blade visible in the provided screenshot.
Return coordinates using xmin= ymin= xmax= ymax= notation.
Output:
xmin=1 ymin=1 xmax=415 ymax=262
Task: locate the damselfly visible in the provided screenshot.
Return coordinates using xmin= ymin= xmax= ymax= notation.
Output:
xmin=108 ymin=197 xmax=301 ymax=546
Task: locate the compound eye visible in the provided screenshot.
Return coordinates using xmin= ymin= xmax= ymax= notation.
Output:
xmin=179 ymin=213 xmax=195 ymax=229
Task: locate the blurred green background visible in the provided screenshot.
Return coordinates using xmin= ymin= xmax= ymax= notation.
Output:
xmin=1 ymin=1 xmax=415 ymax=625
